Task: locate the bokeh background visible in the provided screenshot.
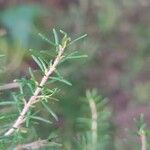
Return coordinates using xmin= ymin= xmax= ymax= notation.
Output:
xmin=0 ymin=0 xmax=150 ymax=149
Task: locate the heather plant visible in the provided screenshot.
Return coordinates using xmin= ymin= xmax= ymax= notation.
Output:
xmin=0 ymin=28 xmax=149 ymax=150
xmin=76 ymin=89 xmax=112 ymax=150
xmin=0 ymin=2 xmax=149 ymax=148
xmin=0 ymin=29 xmax=87 ymax=149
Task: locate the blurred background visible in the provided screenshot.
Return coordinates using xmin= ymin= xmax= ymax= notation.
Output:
xmin=0 ymin=0 xmax=150 ymax=149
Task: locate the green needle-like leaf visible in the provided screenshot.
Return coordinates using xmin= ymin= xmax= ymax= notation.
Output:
xmin=38 ymin=33 xmax=56 ymax=46
xmin=30 ymin=116 xmax=52 ymax=124
xmin=53 ymin=29 xmax=59 ymax=45
xmin=41 ymin=101 xmax=58 ymax=121
xmin=37 ymin=57 xmax=47 ymax=71
xmin=32 ymin=55 xmax=45 ymax=72
xmin=69 ymin=34 xmax=87 ymax=45
xmin=28 ymin=67 xmax=35 ymax=80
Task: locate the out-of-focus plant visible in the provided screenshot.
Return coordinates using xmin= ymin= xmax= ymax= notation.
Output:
xmin=1 ymin=4 xmax=44 ymax=47
xmin=76 ymin=89 xmax=113 ymax=150
xmin=0 ymin=4 xmax=45 ymax=77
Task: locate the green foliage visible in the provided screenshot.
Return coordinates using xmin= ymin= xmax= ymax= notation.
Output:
xmin=0 ymin=1 xmax=150 ymax=149
xmin=0 ymin=29 xmax=88 ymax=149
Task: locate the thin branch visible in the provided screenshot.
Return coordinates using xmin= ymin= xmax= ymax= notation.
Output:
xmin=0 ymin=83 xmax=19 ymax=91
xmin=13 ymin=139 xmax=61 ymax=150
xmin=13 ymin=139 xmax=48 ymax=150
xmin=4 ymin=45 xmax=65 ymax=136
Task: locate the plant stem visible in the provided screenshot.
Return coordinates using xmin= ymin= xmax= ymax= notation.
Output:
xmin=4 ymin=46 xmax=65 ymax=136
xmin=89 ymin=99 xmax=97 ymax=150
xmin=14 ymin=139 xmax=48 ymax=150
xmin=0 ymin=83 xmax=19 ymax=91
xmin=140 ymin=131 xmax=147 ymax=150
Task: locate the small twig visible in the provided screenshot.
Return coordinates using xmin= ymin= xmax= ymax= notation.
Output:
xmin=0 ymin=83 xmax=19 ymax=91
xmin=13 ymin=139 xmax=56 ymax=150
xmin=4 ymin=45 xmax=65 ymax=136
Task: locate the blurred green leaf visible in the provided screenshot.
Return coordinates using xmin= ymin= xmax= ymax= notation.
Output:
xmin=53 ymin=29 xmax=59 ymax=45
xmin=1 ymin=5 xmax=44 ymax=47
xmin=49 ymin=76 xmax=72 ymax=86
